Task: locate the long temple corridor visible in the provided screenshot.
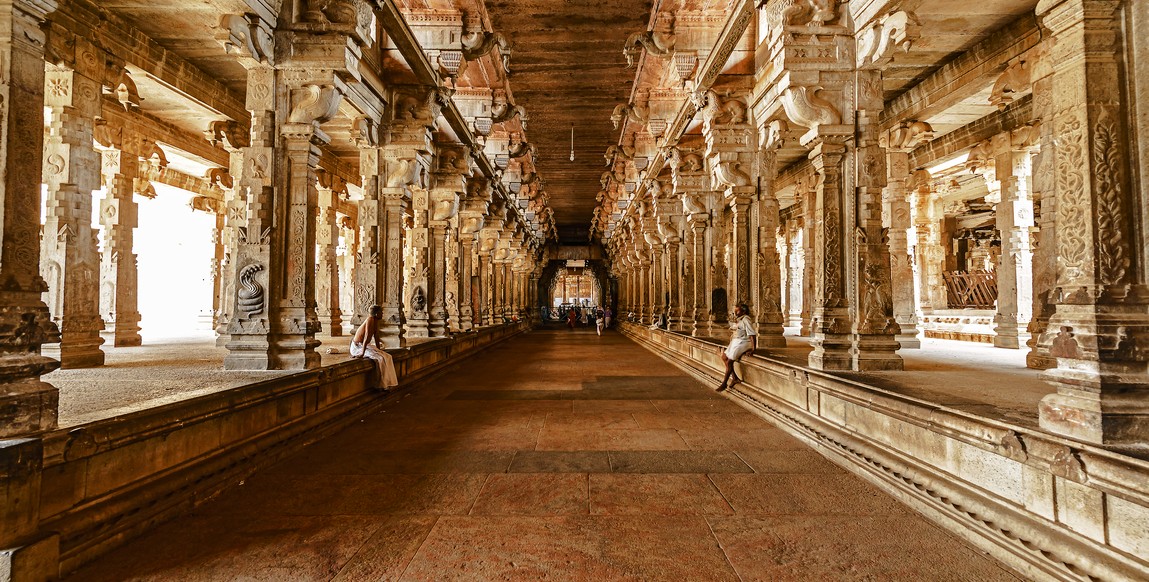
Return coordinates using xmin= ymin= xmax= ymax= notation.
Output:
xmin=63 ymin=329 xmax=1016 ymax=581
xmin=4 ymin=0 xmax=1149 ymax=579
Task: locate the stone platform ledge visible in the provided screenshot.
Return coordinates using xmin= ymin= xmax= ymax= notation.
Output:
xmin=620 ymin=322 xmax=1149 ymax=582
xmin=2 ymin=322 xmax=527 ymax=578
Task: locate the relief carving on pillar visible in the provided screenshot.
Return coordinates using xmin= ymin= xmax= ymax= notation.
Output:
xmin=1090 ymin=109 xmax=1130 ymax=287
xmin=237 ymin=263 xmax=266 ymax=316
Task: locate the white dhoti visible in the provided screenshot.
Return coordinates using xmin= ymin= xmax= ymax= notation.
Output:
xmin=724 ymin=338 xmax=752 ymax=361
xmin=350 ymin=341 xmax=399 ymax=389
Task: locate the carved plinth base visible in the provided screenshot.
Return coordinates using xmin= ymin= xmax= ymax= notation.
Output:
xmin=0 ymin=378 xmax=59 ymax=437
xmin=320 ymin=309 xmax=343 ymax=337
xmin=894 ymin=320 xmax=921 ymax=349
xmin=271 ymin=334 xmax=321 ymax=370
xmin=1026 ymin=351 xmax=1056 ymax=370
xmin=852 ymin=334 xmax=905 ymax=371
xmin=1038 ymin=373 xmax=1149 ymax=445
xmin=380 ymin=308 xmax=403 ymax=348
xmin=757 ymin=318 xmax=787 ymax=348
xmin=0 ymin=535 xmax=59 ymax=582
xmin=690 ymin=309 xmax=709 ymax=338
xmin=993 ymin=317 xmax=1025 ymax=349
xmin=57 ymin=338 xmax=105 ymax=369
xmin=406 ymin=315 xmax=430 ymax=338
xmin=224 ymin=335 xmax=272 ymax=370
xmin=809 ymin=331 xmax=852 ymax=370
xmin=429 ymin=310 xmax=449 ymax=337
xmin=103 ymin=314 xmax=142 ymax=347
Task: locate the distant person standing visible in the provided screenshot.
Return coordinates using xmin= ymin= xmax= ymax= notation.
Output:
xmin=604 ymin=307 xmax=612 ymax=328
xmin=595 ymin=306 xmax=605 ymax=336
xmin=717 ymin=303 xmax=756 ymax=392
xmin=566 ymin=308 xmax=578 ymax=329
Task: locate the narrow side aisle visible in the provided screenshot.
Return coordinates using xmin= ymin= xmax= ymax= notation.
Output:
xmin=66 ymin=328 xmax=1019 ymax=581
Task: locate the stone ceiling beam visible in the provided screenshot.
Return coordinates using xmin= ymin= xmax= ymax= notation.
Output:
xmin=879 ymin=13 xmax=1040 ymax=132
xmin=909 ymin=95 xmax=1034 ymax=170
xmin=376 ymin=0 xmax=536 ymax=243
xmin=50 ymin=0 xmax=248 ymax=123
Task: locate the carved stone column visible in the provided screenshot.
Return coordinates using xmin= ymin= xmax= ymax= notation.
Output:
xmin=1026 ymin=52 xmax=1059 ymax=370
xmin=458 ymin=178 xmax=490 ymax=331
xmin=359 ymin=118 xmax=425 ymax=347
xmin=42 ymin=63 xmax=105 ymax=368
xmin=429 ymin=144 xmax=466 ymax=337
xmin=986 ymin=130 xmax=1037 ymax=350
xmin=1036 ymin=0 xmax=1149 ymax=444
xmin=688 ymin=215 xmax=709 ymax=336
xmin=808 ymin=141 xmax=853 ymax=370
xmin=851 ymin=70 xmax=903 ymax=371
xmin=96 ymin=128 xmax=142 ymax=347
xmin=0 ymin=0 xmax=61 ymax=437
xmin=884 ymin=122 xmax=932 ymax=349
xmin=912 ymin=173 xmax=946 ymax=312
xmin=799 ymin=176 xmax=816 ymax=335
xmin=315 ymin=171 xmax=344 ymax=336
xmin=208 ymin=128 xmax=247 ymax=347
xmin=643 ymin=224 xmax=663 ymax=322
xmin=273 ymin=85 xmax=341 ymax=368
xmin=755 ymin=148 xmax=786 ymax=347
xmin=479 ymin=223 xmax=501 ymax=325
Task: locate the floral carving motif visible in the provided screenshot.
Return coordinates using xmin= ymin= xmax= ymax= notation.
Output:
xmin=1055 ymin=115 xmax=1087 ymax=284
xmin=1092 ymin=109 xmax=1128 ymax=286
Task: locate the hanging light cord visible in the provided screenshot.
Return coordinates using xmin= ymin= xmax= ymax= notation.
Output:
xmin=569 ymin=125 xmax=575 ymax=162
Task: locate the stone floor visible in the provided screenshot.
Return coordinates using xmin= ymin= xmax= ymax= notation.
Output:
xmin=63 ymin=328 xmax=1020 ymax=581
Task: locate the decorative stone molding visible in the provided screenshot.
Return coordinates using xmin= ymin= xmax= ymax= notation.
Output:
xmin=856 ymin=11 xmax=920 ymax=69
xmin=990 ymin=59 xmax=1031 ymax=111
xmin=884 ymin=119 xmax=934 ymax=151
xmin=623 ymin=11 xmax=676 ymax=68
xmin=204 ymin=120 xmax=250 ymax=150
xmin=216 ymin=13 xmax=274 ymax=65
xmin=779 ymin=86 xmax=840 ymax=132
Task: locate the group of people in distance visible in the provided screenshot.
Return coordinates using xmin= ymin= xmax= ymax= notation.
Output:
xmin=564 ymin=305 xmax=613 ymax=336
xmin=347 ymin=300 xmax=757 ymax=396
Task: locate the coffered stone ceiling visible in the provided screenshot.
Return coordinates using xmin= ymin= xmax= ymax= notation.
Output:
xmin=485 ymin=0 xmax=654 ymax=240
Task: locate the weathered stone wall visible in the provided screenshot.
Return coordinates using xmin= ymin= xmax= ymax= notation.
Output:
xmin=621 ymin=322 xmax=1149 ymax=582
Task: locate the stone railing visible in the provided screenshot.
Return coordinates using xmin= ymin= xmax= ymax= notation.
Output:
xmin=620 ymin=322 xmax=1149 ymax=582
xmin=1 ymin=322 xmax=527 ymax=579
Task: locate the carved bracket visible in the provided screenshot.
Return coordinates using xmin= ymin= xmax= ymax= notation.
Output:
xmin=856 ymin=11 xmax=920 ymax=69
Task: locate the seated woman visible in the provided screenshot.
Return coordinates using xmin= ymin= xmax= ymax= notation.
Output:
xmin=350 ymin=305 xmax=399 ymax=390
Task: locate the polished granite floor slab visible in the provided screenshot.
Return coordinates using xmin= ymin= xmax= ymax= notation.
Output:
xmin=64 ymin=328 xmax=1021 ymax=581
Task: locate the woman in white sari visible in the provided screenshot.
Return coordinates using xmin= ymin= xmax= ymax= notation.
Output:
xmin=350 ymin=305 xmax=399 ymax=390
xmin=717 ymin=303 xmax=756 ymax=392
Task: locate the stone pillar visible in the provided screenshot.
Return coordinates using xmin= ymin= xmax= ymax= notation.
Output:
xmin=273 ymin=86 xmax=340 ymax=368
xmin=353 ymin=139 xmax=410 ymax=348
xmin=644 ymin=228 xmax=663 ymax=322
xmin=406 ymin=185 xmax=432 ymax=338
xmin=315 ymin=171 xmax=344 ymax=336
xmin=799 ymin=176 xmax=816 ymax=336
xmin=911 ymin=173 xmax=946 ymax=311
xmin=457 ymin=198 xmax=487 ymax=330
xmin=755 ymin=149 xmax=786 ymax=347
xmin=1036 ymin=0 xmax=1149 ymax=444
xmin=884 ymin=129 xmax=928 ymax=349
xmin=209 ymin=136 xmax=246 ymax=347
xmin=478 ymin=228 xmax=497 ymax=325
xmin=1027 ymin=52 xmax=1059 ymax=370
xmin=428 ymin=144 xmax=466 ymax=337
xmin=0 ymin=0 xmax=61 ymax=437
xmin=808 ymin=141 xmax=853 ymax=370
xmin=96 ymin=131 xmax=142 ymax=347
xmin=41 ymin=63 xmax=105 ymax=368
xmin=851 ymin=71 xmax=903 ymax=371
xmin=989 ymin=132 xmax=1037 ymax=350
xmin=689 ymin=215 xmax=709 ymax=336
